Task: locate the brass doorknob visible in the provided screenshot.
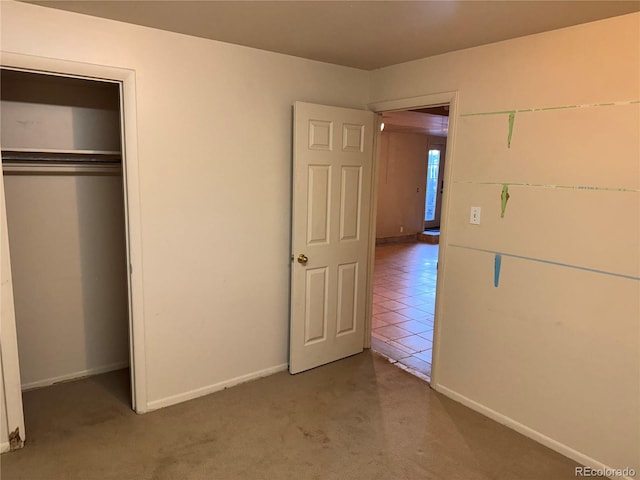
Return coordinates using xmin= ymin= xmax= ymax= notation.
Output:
xmin=297 ymin=254 xmax=308 ymax=265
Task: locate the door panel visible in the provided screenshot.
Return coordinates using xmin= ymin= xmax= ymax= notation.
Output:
xmin=304 ymin=267 xmax=328 ymax=344
xmin=336 ymin=262 xmax=357 ymax=335
xmin=339 ymin=166 xmax=362 ymax=241
xmin=290 ymin=102 xmax=374 ymax=374
xmin=1 ymin=174 xmax=26 ymax=451
xmin=308 ymin=165 xmax=331 ymax=244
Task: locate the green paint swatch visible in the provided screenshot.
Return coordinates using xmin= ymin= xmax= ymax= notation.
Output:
xmin=501 ymin=184 xmax=510 ymax=218
xmin=455 ymin=181 xmax=639 ymax=193
xmin=460 ymin=99 xmax=640 ymax=117
xmin=507 ymin=112 xmax=515 ymax=148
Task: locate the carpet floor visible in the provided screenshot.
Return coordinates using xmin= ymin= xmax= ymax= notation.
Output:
xmin=1 ymin=351 xmax=590 ymax=479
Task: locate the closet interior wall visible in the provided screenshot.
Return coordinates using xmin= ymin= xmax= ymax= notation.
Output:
xmin=1 ymin=69 xmax=130 ymax=391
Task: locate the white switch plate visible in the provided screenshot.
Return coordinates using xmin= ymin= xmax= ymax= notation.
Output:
xmin=470 ymin=206 xmax=481 ymax=224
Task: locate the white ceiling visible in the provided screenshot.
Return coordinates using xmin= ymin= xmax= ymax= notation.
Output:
xmin=26 ymin=1 xmax=640 ymax=70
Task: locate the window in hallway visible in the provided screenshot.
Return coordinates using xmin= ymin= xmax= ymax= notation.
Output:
xmin=371 ymin=242 xmax=437 ymax=381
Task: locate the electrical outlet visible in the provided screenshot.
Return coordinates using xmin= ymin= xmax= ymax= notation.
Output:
xmin=470 ymin=206 xmax=481 ymax=225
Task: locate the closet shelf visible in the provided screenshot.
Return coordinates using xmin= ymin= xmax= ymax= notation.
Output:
xmin=3 ymin=147 xmax=121 ymax=156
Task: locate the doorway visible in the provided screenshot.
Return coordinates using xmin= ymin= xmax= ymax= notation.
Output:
xmin=1 ymin=67 xmax=136 ymax=445
xmin=368 ymin=95 xmax=455 ymax=384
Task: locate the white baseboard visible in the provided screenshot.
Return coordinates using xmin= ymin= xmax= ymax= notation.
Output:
xmin=432 ymin=383 xmax=635 ymax=480
xmin=147 ymin=363 xmax=289 ymax=411
xmin=0 ymin=442 xmax=10 ymax=454
xmin=21 ymin=361 xmax=129 ymax=391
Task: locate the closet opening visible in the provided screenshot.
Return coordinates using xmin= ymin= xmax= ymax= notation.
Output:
xmin=1 ymin=68 xmax=134 ymax=428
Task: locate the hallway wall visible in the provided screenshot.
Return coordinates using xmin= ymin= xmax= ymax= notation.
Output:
xmin=375 ymin=132 xmax=446 ymax=239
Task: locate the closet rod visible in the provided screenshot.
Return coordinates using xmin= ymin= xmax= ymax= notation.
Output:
xmin=2 ymin=150 xmax=122 ymax=176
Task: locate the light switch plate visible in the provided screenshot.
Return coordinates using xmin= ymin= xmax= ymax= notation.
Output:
xmin=470 ymin=206 xmax=481 ymax=225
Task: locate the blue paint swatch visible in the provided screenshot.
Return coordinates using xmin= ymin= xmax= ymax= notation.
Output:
xmin=449 ymin=243 xmax=640 ymax=282
xmin=494 ymin=254 xmax=502 ymax=287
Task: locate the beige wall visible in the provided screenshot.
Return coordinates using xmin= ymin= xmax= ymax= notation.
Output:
xmin=0 ymin=1 xmax=369 ymax=408
xmin=4 ymin=175 xmax=130 ymax=389
xmin=1 ymin=101 xmax=121 ymax=152
xmin=1 ymin=70 xmax=121 ymax=151
xmin=376 ymin=132 xmax=445 ymax=238
xmin=371 ymin=13 xmax=639 ymax=472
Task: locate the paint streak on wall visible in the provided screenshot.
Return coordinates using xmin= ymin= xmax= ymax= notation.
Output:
xmin=507 ymin=112 xmax=515 ymax=148
xmin=501 ymin=184 xmax=510 ymax=218
xmin=494 ymin=254 xmax=502 ymax=287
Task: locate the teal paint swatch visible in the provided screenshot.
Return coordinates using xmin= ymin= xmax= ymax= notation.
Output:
xmin=449 ymin=244 xmax=640 ymax=282
xmin=494 ymin=254 xmax=502 ymax=287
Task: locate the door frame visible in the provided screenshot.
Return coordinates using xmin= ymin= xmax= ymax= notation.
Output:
xmin=0 ymin=52 xmax=148 ymax=414
xmin=366 ymin=92 xmax=459 ymax=388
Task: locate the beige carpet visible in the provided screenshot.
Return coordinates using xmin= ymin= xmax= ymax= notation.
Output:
xmin=1 ymin=351 xmax=589 ymax=480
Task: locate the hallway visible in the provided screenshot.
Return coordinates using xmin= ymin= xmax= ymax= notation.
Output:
xmin=371 ymin=242 xmax=438 ymax=381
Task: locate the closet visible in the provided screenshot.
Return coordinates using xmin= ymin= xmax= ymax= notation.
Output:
xmin=1 ymin=69 xmax=130 ymax=397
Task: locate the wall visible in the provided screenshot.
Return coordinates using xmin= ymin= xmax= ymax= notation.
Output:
xmin=370 ymin=13 xmax=639 ymax=473
xmin=1 ymin=69 xmax=121 ymax=152
xmin=376 ymin=132 xmax=445 ymax=239
xmin=0 ymin=1 xmax=370 ymax=409
xmin=4 ymin=175 xmax=130 ymax=389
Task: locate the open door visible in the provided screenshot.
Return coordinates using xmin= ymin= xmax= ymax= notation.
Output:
xmin=1 ymin=175 xmax=26 ymax=452
xmin=289 ymin=102 xmax=374 ymax=374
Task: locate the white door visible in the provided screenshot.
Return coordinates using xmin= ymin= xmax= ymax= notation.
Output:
xmin=290 ymin=102 xmax=374 ymax=374
xmin=1 ymin=175 xmax=26 ymax=451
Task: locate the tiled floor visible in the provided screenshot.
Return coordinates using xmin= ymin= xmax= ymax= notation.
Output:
xmin=371 ymin=242 xmax=438 ymax=381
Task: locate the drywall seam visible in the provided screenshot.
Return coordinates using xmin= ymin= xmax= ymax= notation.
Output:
xmin=455 ymin=181 xmax=640 ymax=193
xmin=460 ymin=99 xmax=640 ymax=117
xmin=432 ymin=383 xmax=634 ymax=480
xmin=21 ymin=361 xmax=129 ymax=392
xmin=146 ymin=363 xmax=288 ymax=411
xmin=448 ymin=244 xmax=640 ymax=281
